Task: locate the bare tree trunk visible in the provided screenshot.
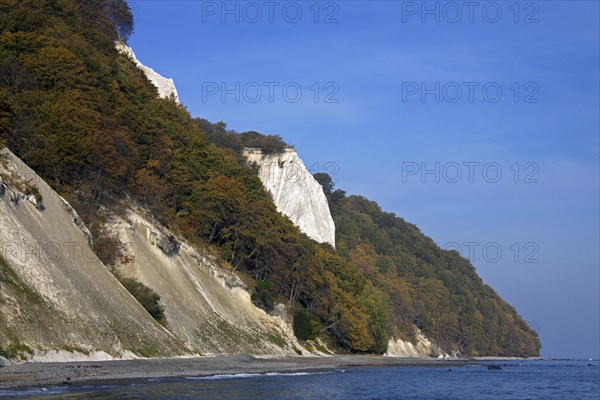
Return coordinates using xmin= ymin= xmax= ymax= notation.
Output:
xmin=289 ymin=279 xmax=298 ymax=306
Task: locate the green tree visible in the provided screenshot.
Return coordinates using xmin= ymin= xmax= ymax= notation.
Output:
xmin=106 ymin=0 xmax=134 ymax=41
xmin=251 ymin=280 xmax=276 ymax=311
xmin=293 ymin=309 xmax=317 ymax=341
xmin=119 ymin=277 xmax=166 ymax=325
xmin=313 ymin=172 xmax=334 ymax=195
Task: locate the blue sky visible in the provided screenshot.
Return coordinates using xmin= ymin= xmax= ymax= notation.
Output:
xmin=128 ymin=0 xmax=599 ymax=359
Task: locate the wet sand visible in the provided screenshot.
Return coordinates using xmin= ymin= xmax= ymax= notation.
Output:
xmin=0 ymin=355 xmax=478 ymax=391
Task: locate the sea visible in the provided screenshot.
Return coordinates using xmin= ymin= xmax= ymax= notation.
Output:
xmin=1 ymin=360 xmax=598 ymax=399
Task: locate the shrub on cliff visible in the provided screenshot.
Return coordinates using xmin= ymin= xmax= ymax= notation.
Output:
xmin=293 ymin=309 xmax=317 ymax=341
xmin=119 ymin=277 xmax=166 ymax=325
xmin=239 ymin=131 xmax=288 ymax=154
xmin=251 ymin=279 xmax=276 ymax=311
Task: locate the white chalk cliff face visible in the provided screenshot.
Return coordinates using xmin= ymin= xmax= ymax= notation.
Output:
xmin=244 ymin=148 xmax=336 ymax=247
xmin=0 ymin=148 xmax=309 ymax=360
xmin=115 ymin=41 xmax=179 ymax=102
xmin=384 ymin=328 xmax=448 ymax=358
xmin=107 ymin=209 xmax=306 ymax=356
xmin=0 ymin=149 xmax=188 ymax=360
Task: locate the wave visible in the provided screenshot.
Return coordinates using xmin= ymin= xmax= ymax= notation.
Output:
xmin=0 ymin=387 xmax=68 ymax=397
xmin=186 ymin=371 xmax=330 ymax=380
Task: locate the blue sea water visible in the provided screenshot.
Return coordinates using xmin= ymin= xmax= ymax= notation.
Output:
xmin=1 ymin=360 xmax=598 ymax=399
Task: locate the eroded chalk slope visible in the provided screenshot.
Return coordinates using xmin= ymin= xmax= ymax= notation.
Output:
xmin=0 ymin=149 xmax=188 ymax=361
xmin=108 ymin=210 xmax=306 ymax=356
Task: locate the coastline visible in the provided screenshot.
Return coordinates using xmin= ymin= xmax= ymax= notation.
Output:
xmin=0 ymin=355 xmax=483 ymax=391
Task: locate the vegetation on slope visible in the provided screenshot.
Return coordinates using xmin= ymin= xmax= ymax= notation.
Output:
xmin=0 ymin=254 xmax=39 ymax=360
xmin=0 ymin=0 xmax=539 ymax=356
xmin=118 ymin=276 xmax=166 ymax=326
xmin=195 ymin=118 xmax=289 ymax=156
xmin=314 ymin=173 xmax=541 ymax=356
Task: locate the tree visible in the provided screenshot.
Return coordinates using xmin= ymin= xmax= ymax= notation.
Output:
xmin=105 ymin=0 xmax=134 ymax=41
xmin=0 ymin=55 xmax=35 ymax=94
xmin=239 ymin=131 xmax=288 ymax=154
xmin=313 ymin=172 xmax=334 ymax=195
xmin=0 ymin=88 xmax=14 ymax=146
xmin=24 ymin=46 xmax=87 ymax=90
xmin=251 ymin=280 xmax=276 ymax=311
xmin=119 ymin=277 xmax=166 ymax=325
xmin=293 ymin=309 xmax=317 ymax=340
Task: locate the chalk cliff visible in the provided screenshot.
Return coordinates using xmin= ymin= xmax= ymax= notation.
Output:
xmin=106 ymin=209 xmax=305 ymax=356
xmin=0 ymin=149 xmax=311 ymax=360
xmin=384 ymin=329 xmax=448 ymax=358
xmin=0 ymin=149 xmax=187 ymax=361
xmin=244 ymin=148 xmax=336 ymax=247
xmin=115 ymin=42 xmax=179 ymax=102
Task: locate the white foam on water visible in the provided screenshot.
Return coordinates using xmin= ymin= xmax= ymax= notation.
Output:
xmin=186 ymin=371 xmax=330 ymax=380
xmin=0 ymin=387 xmax=67 ymax=397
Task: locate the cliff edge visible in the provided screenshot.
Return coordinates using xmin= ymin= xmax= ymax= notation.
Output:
xmin=115 ymin=41 xmax=179 ymax=102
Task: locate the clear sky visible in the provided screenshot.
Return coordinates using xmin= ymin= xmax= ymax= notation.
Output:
xmin=128 ymin=0 xmax=599 ymax=359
